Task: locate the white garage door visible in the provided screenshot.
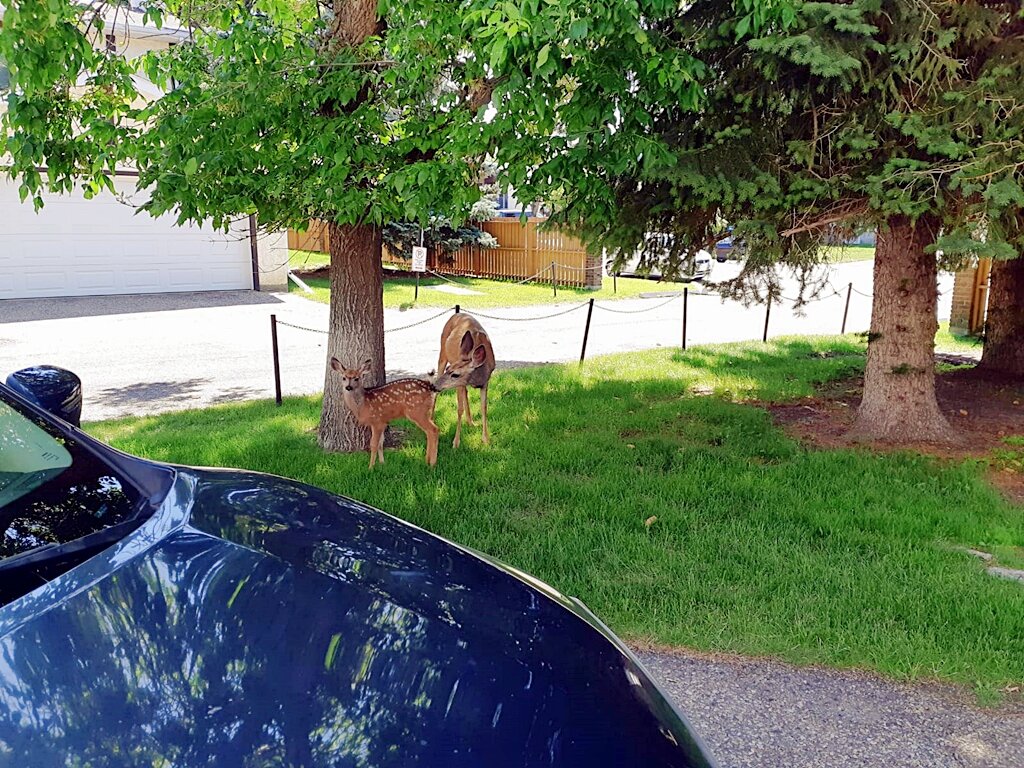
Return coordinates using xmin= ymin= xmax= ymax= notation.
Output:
xmin=0 ymin=176 xmax=253 ymax=299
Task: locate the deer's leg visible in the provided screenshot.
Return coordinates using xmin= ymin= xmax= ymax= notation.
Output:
xmin=369 ymin=425 xmax=383 ymax=468
xmin=480 ymin=384 xmax=490 ymax=445
xmin=453 ymin=387 xmax=465 ymax=448
xmin=461 ymin=384 xmax=475 ymax=426
xmin=410 ymin=410 xmax=440 ymax=466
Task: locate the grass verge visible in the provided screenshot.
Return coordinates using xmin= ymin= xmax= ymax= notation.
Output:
xmin=88 ymin=336 xmax=1024 ymax=698
xmin=935 ymin=321 xmax=984 ymax=355
xmin=295 ymin=272 xmax=693 ymax=310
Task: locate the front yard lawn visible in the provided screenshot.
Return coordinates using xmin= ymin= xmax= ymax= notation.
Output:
xmin=295 ymin=272 xmax=692 ymax=310
xmin=88 ymin=336 xmax=1024 ymax=699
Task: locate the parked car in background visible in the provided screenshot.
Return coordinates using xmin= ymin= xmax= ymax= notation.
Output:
xmin=607 ymin=235 xmax=714 ymax=282
xmin=0 ymin=368 xmax=717 ymax=767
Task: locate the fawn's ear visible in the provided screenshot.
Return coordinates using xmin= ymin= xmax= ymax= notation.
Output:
xmin=360 ymin=359 xmax=372 ymax=375
xmin=472 ymin=344 xmax=487 ymax=366
xmin=459 ymin=330 xmax=474 ymax=356
xmin=330 ymin=357 xmax=343 ymax=372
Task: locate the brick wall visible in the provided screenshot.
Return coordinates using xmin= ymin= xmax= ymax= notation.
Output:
xmin=585 ymin=253 xmax=603 ymax=290
xmin=949 ymin=268 xmax=976 ymax=334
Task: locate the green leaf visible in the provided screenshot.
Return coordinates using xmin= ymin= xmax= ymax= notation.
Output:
xmin=536 ymin=43 xmax=550 ymax=69
xmin=568 ymin=19 xmax=588 ymax=40
xmin=184 ymin=157 xmax=198 ymax=177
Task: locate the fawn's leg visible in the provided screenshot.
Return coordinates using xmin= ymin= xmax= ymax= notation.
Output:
xmin=369 ymin=425 xmax=382 ymax=468
xmin=453 ymin=387 xmax=466 ymax=448
xmin=480 ymin=384 xmax=490 ymax=445
xmin=410 ymin=410 xmax=440 ymax=466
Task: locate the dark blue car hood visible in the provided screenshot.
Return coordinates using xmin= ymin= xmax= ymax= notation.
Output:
xmin=0 ymin=468 xmax=714 ymax=767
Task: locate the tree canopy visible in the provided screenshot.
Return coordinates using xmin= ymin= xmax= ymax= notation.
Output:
xmin=515 ymin=1 xmax=1024 ymax=301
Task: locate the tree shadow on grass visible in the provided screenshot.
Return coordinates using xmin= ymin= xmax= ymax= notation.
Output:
xmin=86 ymin=337 xmax=1024 ymax=695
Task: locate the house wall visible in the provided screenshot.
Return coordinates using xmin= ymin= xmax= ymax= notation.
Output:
xmin=949 ymin=260 xmax=991 ymax=335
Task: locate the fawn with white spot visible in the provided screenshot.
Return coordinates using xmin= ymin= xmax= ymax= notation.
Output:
xmin=330 ymin=358 xmax=439 ymax=467
xmin=433 ymin=313 xmax=495 ymax=448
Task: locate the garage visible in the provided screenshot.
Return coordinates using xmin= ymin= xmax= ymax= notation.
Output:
xmin=0 ymin=176 xmax=255 ymax=300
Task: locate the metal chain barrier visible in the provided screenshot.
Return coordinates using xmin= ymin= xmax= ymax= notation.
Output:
xmin=469 ymin=302 xmax=591 ymax=322
xmin=593 ymin=294 xmax=682 ymax=314
xmin=382 ymin=307 xmax=457 ymax=334
xmin=276 ymin=319 xmax=328 ymax=334
xmin=275 ymin=306 xmax=455 ymax=336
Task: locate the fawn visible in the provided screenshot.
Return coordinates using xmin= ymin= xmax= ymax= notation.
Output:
xmin=330 ymin=358 xmax=439 ymax=468
xmin=434 ymin=313 xmax=495 ymax=448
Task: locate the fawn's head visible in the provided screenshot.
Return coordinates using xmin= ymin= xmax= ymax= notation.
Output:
xmin=330 ymin=358 xmax=371 ymax=393
xmin=434 ymin=331 xmax=488 ymax=391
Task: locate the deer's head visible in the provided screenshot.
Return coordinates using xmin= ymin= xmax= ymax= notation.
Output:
xmin=330 ymin=358 xmax=371 ymax=393
xmin=434 ymin=331 xmax=488 ymax=391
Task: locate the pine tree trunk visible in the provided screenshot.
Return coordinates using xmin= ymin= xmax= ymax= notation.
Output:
xmin=318 ymin=221 xmax=385 ymax=453
xmin=847 ymin=214 xmax=956 ymax=444
xmin=978 ymin=256 xmax=1024 ymax=377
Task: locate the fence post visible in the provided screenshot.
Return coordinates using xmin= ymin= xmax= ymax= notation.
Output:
xmin=580 ymin=298 xmax=595 ymax=363
xmin=270 ymin=314 xmax=282 ymax=406
xmin=551 ymin=261 xmax=557 ymax=298
xmin=841 ymin=282 xmax=852 ymax=334
xmin=682 ymin=287 xmax=688 ymax=351
xmin=763 ymin=291 xmax=772 ymax=343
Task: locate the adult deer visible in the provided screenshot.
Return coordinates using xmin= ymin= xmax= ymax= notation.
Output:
xmin=434 ymin=313 xmax=495 ymax=448
xmin=330 ymin=358 xmax=439 ymax=468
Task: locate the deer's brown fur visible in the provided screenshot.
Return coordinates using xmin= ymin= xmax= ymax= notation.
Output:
xmin=434 ymin=313 xmax=496 ymax=448
xmin=331 ymin=358 xmax=439 ymax=467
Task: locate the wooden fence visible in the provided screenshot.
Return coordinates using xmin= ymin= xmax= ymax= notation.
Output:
xmin=290 ymin=218 xmax=598 ymax=288
xmin=288 ymin=221 xmax=330 ymax=253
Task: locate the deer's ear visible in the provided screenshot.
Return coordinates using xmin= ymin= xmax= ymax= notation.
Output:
xmin=459 ymin=330 xmax=474 ymax=356
xmin=330 ymin=357 xmax=343 ymax=372
xmin=360 ymin=359 xmax=372 ymax=375
xmin=472 ymin=344 xmax=487 ymax=365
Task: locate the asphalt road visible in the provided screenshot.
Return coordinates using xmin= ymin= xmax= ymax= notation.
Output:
xmin=0 ymin=260 xmax=950 ymax=421
xmin=637 ymin=649 xmax=1022 ymax=768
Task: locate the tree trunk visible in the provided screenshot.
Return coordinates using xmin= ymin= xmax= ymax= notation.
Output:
xmin=847 ymin=214 xmax=956 ymax=444
xmin=978 ymin=256 xmax=1024 ymax=377
xmin=318 ymin=221 xmax=385 ymax=453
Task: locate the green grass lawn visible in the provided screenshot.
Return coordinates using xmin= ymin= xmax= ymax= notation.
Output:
xmin=289 ymin=248 xmax=330 ymax=270
xmin=935 ymin=321 xmax=984 ymax=354
xmin=296 ymin=272 xmax=692 ymax=310
xmin=87 ymin=336 xmax=1024 ymax=698
xmin=824 ymin=245 xmax=876 ymax=263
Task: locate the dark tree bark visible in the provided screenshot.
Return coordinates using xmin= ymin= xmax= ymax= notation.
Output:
xmin=978 ymin=256 xmax=1024 ymax=377
xmin=848 ymin=214 xmax=956 ymax=444
xmin=318 ymin=221 xmax=385 ymax=453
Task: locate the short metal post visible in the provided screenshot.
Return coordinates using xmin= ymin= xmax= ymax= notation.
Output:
xmin=682 ymin=287 xmax=688 ymax=350
xmin=841 ymin=282 xmax=852 ymax=334
xmin=613 ymin=273 xmax=617 ymax=294
xmin=551 ymin=261 xmax=557 ymax=298
xmin=270 ymin=314 xmax=282 ymax=406
xmin=580 ymin=298 xmax=595 ymax=362
xmin=763 ymin=292 xmax=772 ymax=343
xmin=455 ymin=304 xmax=460 ymax=314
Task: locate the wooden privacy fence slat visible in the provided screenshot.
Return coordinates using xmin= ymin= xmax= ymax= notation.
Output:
xmin=290 ymin=218 xmax=597 ymax=288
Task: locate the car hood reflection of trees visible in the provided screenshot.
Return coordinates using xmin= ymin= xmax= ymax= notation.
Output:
xmin=0 ymin=470 xmax=711 ymax=768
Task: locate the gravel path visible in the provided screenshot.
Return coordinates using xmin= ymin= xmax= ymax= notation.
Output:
xmin=637 ymin=649 xmax=1023 ymax=768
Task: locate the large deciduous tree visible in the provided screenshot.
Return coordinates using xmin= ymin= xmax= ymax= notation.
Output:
xmin=1 ymin=0 xmax=746 ymax=451
xmin=503 ymin=1 xmax=1024 ymax=444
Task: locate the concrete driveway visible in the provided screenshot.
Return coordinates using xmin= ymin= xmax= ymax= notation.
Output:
xmin=0 ymin=260 xmax=951 ymax=421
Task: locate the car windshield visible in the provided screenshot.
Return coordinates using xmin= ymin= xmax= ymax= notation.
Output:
xmin=0 ymin=394 xmax=144 ymax=565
